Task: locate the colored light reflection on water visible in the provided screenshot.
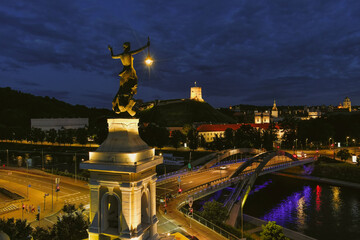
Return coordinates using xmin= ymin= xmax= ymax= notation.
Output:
xmin=315 ymin=185 xmax=322 ymax=212
xmin=243 ymin=175 xmax=360 ymax=240
xmin=262 ymin=186 xmax=311 ymax=227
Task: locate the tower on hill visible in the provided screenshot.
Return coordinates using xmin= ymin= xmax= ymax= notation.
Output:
xmin=190 ymin=82 xmax=204 ymax=102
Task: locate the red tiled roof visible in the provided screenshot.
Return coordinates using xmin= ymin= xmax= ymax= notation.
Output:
xmin=197 ymin=123 xmax=279 ymax=132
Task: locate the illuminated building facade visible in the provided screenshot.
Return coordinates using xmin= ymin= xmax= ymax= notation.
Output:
xmin=254 ymin=111 xmax=270 ymax=124
xmin=343 ymin=97 xmax=351 ymax=112
xmin=271 ymin=100 xmax=278 ymax=118
xmin=190 ymin=82 xmax=204 ymax=102
xmin=197 ymin=123 xmax=281 ymax=143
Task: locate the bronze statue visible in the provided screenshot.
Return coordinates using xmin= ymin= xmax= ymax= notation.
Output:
xmin=108 ymin=38 xmax=150 ymax=116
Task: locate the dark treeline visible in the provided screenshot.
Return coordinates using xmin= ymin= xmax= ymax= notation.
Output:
xmin=0 ymin=87 xmax=112 ymax=144
xmin=281 ymin=114 xmax=360 ymax=149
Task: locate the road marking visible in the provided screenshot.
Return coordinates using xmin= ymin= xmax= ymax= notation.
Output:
xmin=59 ymin=192 xmax=81 ymax=199
xmin=158 ymin=220 xmax=171 ymax=226
xmin=44 ymin=217 xmax=55 ymax=224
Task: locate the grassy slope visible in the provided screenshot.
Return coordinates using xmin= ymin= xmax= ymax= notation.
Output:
xmin=138 ymin=100 xmax=236 ymax=126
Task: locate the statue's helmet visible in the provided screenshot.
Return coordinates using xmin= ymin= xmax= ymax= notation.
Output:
xmin=123 ymin=42 xmax=130 ymax=50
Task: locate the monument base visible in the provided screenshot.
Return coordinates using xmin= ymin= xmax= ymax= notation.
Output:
xmin=81 ymin=118 xmax=162 ymax=240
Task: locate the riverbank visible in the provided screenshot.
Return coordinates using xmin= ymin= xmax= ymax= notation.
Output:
xmin=243 ymin=170 xmax=360 ymax=240
xmin=244 ymin=214 xmax=316 ymax=240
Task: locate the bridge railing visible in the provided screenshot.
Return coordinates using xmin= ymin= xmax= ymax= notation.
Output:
xmin=157 ymin=158 xmax=247 ymax=185
xmin=188 ymin=158 xmax=315 ymax=204
xmin=178 ymin=203 xmax=242 ymax=240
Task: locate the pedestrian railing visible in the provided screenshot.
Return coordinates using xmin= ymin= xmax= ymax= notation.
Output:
xmin=178 ymin=206 xmax=241 ymax=240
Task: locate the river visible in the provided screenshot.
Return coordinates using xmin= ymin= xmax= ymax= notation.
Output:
xmin=243 ymin=174 xmax=360 ymax=240
xmin=193 ymin=174 xmax=360 ymax=240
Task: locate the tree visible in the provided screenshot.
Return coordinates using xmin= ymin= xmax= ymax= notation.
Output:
xmin=199 ymin=135 xmax=207 ymax=149
xmin=47 ymin=129 xmax=57 ymax=144
xmin=62 ymin=203 xmax=76 ymax=214
xmin=29 ymin=128 xmax=45 ymax=143
xmin=224 ymin=128 xmax=234 ymax=148
xmin=0 ymin=218 xmax=32 ymax=240
xmin=170 ymin=130 xmax=184 ymax=149
xmin=336 ymin=149 xmax=351 ymax=161
xmin=76 ymin=128 xmax=88 ymax=145
xmin=187 ymin=128 xmax=199 ymax=151
xmin=235 ymin=125 xmax=261 ymax=148
xmin=212 ymin=134 xmax=225 ymax=150
xmin=64 ymin=129 xmax=74 ymax=145
xmin=262 ymin=123 xmax=278 ymax=151
xmin=201 ymin=200 xmax=228 ymax=223
xmin=32 ymin=226 xmax=51 ymax=240
xmin=50 ymin=204 xmax=88 ymax=240
xmin=260 ymin=221 xmax=289 ymax=240
xmin=57 ymin=128 xmax=67 ymax=146
xmin=139 ymin=124 xmax=169 ymax=148
xmin=154 ymin=127 xmax=169 ymax=149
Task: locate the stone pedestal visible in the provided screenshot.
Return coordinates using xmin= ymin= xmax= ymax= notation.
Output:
xmin=80 ymin=118 xmax=163 ymax=240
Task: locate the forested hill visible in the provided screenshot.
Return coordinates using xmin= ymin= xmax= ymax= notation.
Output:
xmin=0 ymin=87 xmax=113 ymax=130
xmin=138 ymin=99 xmax=236 ymax=127
xmin=0 ymin=87 xmax=235 ymax=132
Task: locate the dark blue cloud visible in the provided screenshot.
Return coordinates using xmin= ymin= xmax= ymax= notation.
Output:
xmin=1 ymin=0 xmax=360 ymax=108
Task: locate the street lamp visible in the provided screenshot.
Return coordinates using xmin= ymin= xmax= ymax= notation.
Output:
xmin=329 ymin=138 xmax=332 ymax=150
xmin=305 ymin=138 xmax=308 ymax=149
xmin=353 ymin=139 xmax=356 ymax=146
xmin=346 ymin=136 xmax=350 ymax=147
xmin=145 ymin=37 xmax=153 ymax=66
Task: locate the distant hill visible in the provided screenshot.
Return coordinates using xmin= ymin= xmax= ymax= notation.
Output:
xmin=0 ymin=87 xmax=235 ymax=131
xmin=0 ymin=87 xmax=113 ymax=130
xmin=138 ymin=99 xmax=236 ymax=127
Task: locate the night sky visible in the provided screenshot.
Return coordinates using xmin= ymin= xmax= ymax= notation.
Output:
xmin=1 ymin=1 xmax=360 ymax=109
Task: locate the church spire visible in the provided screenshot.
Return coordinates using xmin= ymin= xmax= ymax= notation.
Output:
xmin=272 ymin=99 xmax=277 ymax=111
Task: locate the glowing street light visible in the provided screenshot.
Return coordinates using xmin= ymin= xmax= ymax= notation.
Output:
xmin=145 ymin=57 xmax=153 ymax=66
xmin=346 ymin=136 xmax=350 ymax=147
xmin=145 ymin=36 xmax=153 ymax=66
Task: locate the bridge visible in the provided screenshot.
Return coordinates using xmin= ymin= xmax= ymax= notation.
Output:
xmin=156 ymin=149 xmax=315 ymax=238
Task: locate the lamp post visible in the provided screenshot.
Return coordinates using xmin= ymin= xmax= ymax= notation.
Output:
xmin=329 ymin=138 xmax=332 ymax=150
xmin=346 ymin=136 xmax=349 ymax=147
xmin=305 ymin=138 xmax=308 ymax=149
xmin=73 ymin=153 xmax=77 ymax=182
xmin=6 ymin=149 xmax=9 ymax=167
xmin=145 ymin=37 xmax=153 ymax=66
xmin=41 ymin=149 xmax=44 ymax=170
xmin=26 ymin=159 xmax=29 ymax=198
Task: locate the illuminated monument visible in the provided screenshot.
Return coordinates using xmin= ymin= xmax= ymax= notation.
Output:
xmin=81 ymin=38 xmax=162 ymax=240
xmin=190 ymin=82 xmax=204 ymax=102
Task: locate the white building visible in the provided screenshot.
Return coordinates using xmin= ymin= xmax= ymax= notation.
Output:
xmin=31 ymin=118 xmax=88 ymax=131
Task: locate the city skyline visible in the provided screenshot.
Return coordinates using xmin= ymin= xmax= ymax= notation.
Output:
xmin=1 ymin=1 xmax=360 ymax=109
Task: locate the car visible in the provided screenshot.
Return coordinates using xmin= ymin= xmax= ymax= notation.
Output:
xmin=220 ymin=165 xmax=229 ymax=170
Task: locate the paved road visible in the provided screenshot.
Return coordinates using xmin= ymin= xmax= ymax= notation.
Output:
xmin=0 ymin=155 xmax=297 ymax=236
xmin=0 ymin=168 xmax=89 ymax=227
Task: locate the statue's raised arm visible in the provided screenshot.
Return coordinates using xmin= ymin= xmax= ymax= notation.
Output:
xmin=130 ymin=37 xmax=150 ymax=55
